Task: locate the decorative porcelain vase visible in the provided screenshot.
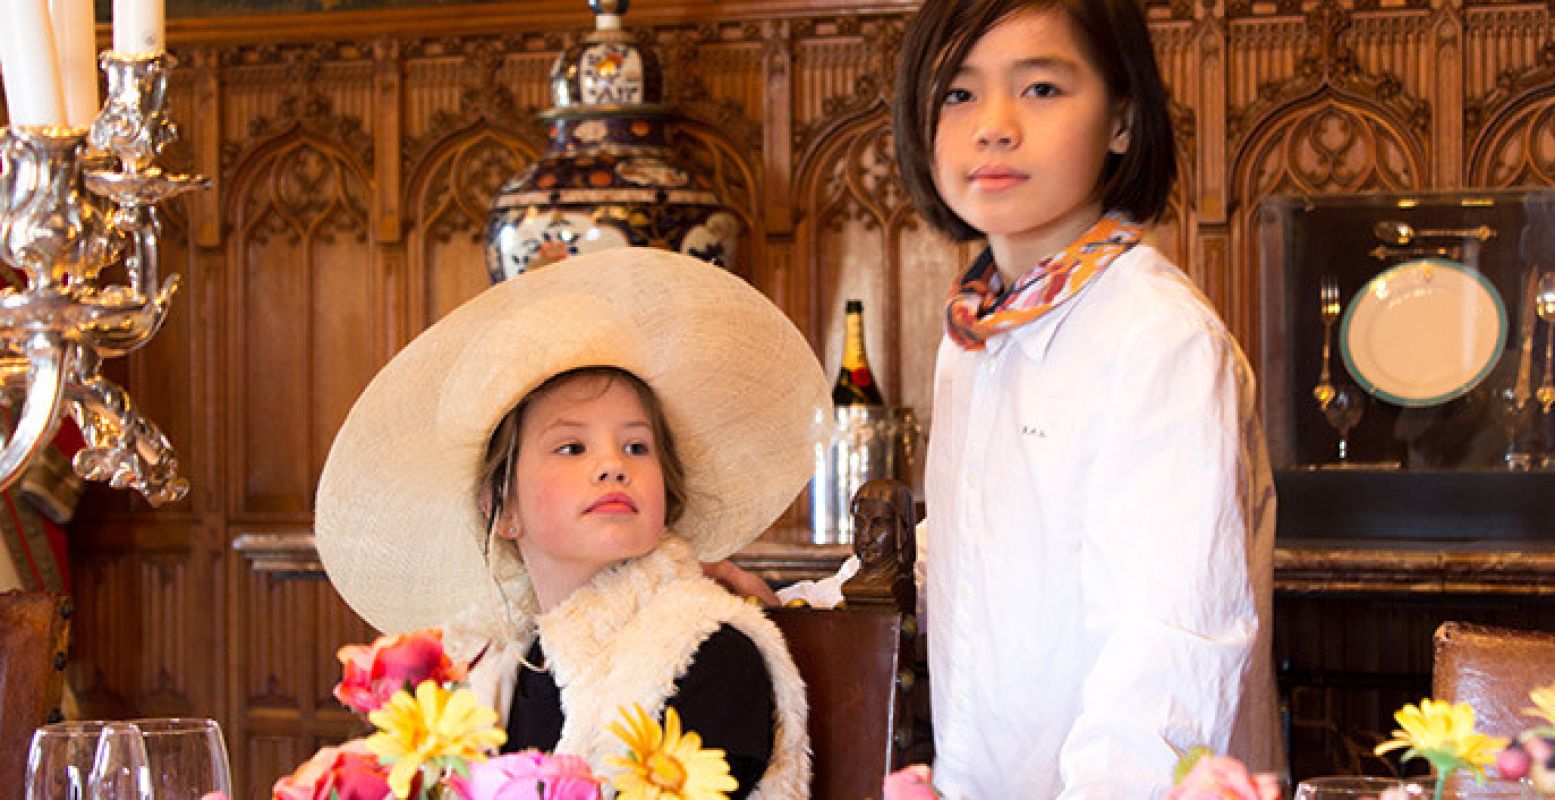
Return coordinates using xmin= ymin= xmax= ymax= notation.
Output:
xmin=484 ymin=0 xmax=741 ymax=281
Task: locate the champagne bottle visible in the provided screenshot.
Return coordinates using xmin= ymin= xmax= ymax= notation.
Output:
xmin=833 ymin=299 xmax=886 ymax=406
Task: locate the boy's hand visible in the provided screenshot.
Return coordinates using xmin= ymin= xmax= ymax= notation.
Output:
xmin=701 ymin=559 xmax=780 ymax=605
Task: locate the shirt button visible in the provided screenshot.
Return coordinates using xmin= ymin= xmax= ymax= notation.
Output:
xmin=964 ymin=472 xmax=977 ymax=486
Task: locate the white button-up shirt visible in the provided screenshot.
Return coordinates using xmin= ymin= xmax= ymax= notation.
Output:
xmin=924 ymin=245 xmax=1280 ymax=799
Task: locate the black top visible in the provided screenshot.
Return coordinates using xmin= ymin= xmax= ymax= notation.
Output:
xmin=503 ymin=624 xmax=775 ymax=800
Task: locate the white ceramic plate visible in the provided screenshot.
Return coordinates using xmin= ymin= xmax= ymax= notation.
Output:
xmin=1340 ymin=258 xmax=1507 ymax=407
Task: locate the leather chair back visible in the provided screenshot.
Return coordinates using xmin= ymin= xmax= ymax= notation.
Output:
xmin=0 ymin=590 xmax=72 ymax=790
xmin=1432 ymin=621 xmax=1555 ymax=799
xmin=1433 ymin=621 xmax=1555 ymax=739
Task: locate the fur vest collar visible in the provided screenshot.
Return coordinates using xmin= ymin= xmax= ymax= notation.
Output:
xmin=453 ymin=535 xmax=810 ymax=800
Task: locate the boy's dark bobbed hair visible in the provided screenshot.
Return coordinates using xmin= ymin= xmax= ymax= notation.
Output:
xmin=893 ymin=0 xmax=1179 ymax=242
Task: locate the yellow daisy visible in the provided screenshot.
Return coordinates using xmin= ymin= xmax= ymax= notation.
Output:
xmin=1525 ymin=684 xmax=1555 ymax=728
xmin=606 ymin=704 xmax=739 ymax=800
xmin=366 ymin=680 xmax=507 ymax=798
xmin=1374 ymin=698 xmax=1504 ymax=768
xmin=1375 ymin=698 xmax=1507 ymax=800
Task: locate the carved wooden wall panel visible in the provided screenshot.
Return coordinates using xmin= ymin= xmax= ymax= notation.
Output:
xmin=30 ymin=0 xmax=1550 ymax=796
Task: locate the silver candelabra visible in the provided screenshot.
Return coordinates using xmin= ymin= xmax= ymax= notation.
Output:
xmin=0 ymin=52 xmax=208 ymax=506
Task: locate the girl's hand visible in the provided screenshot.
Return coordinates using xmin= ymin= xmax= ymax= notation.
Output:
xmin=701 ymin=560 xmax=780 ymax=605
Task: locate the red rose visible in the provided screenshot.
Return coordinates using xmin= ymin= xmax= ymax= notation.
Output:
xmin=333 ymin=629 xmax=468 ymax=715
xmin=273 ymin=740 xmax=389 ymax=800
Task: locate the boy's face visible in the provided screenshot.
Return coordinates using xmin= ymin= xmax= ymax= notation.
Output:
xmin=505 ymin=374 xmax=667 ymax=585
xmin=931 ymin=7 xmax=1130 ymax=269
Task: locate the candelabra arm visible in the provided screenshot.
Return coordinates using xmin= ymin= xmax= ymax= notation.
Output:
xmin=67 ymin=365 xmax=188 ymax=506
xmin=0 ymin=333 xmax=73 ymax=492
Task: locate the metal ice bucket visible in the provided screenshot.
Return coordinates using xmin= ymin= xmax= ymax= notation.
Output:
xmin=808 ymin=406 xmax=920 ymax=544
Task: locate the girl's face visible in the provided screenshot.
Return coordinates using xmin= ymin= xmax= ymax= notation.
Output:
xmin=503 ymin=374 xmax=667 ymax=592
xmin=931 ymin=7 xmax=1130 ymax=271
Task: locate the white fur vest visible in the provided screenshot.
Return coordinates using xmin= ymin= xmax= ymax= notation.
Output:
xmin=447 ymin=535 xmax=811 ymax=799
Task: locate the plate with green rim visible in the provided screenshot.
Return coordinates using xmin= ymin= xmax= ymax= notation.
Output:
xmin=1339 ymin=258 xmax=1507 ymax=407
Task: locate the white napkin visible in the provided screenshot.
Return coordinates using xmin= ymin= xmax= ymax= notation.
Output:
xmin=775 ymin=555 xmax=860 ymax=609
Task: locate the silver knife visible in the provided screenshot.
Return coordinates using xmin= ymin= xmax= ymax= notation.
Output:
xmin=1515 ymin=265 xmax=1537 ymax=407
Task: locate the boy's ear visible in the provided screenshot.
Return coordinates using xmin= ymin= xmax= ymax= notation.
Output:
xmin=1109 ymin=101 xmax=1133 ymax=155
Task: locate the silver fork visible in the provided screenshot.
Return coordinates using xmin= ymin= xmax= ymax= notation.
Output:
xmin=1314 ymin=276 xmax=1340 ymax=407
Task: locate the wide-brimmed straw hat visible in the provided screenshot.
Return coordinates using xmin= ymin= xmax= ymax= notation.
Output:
xmin=316 ymin=248 xmax=829 ymax=634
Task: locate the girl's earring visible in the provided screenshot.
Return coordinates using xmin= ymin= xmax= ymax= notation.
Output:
xmin=1109 ymin=126 xmax=1130 ymax=154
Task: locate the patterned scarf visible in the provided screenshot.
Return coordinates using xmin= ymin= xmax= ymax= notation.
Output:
xmin=945 ymin=212 xmax=1144 ymax=351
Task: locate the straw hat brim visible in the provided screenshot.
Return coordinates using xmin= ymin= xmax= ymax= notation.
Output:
xmin=315 ymin=248 xmax=830 ymax=634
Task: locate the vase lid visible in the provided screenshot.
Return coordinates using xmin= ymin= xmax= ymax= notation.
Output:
xmin=545 ymin=0 xmax=666 ymax=120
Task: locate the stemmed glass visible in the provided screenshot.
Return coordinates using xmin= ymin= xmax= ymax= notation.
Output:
xmin=24 ymin=718 xmax=232 ymax=800
xmin=87 ymin=722 xmax=153 ymax=800
xmin=1293 ymin=776 xmax=1432 ymax=800
xmin=1322 ymin=385 xmax=1366 ymax=463
xmin=26 ymin=721 xmax=105 ymax=799
xmin=1487 ymin=383 xmax=1536 ymax=470
xmin=130 ymin=718 xmax=233 ymax=800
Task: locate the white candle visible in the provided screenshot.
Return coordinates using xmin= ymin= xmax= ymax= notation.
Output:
xmin=112 ymin=0 xmax=164 ymax=56
xmin=51 ymin=0 xmax=100 ymax=128
xmin=0 ymin=0 xmax=67 ymax=126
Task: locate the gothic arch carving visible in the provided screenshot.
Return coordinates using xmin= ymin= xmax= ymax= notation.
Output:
xmin=795 ymin=102 xmax=910 ymax=238
xmin=226 ymin=135 xmax=371 ymax=245
xmin=1466 ymin=57 xmax=1555 ymax=188
xmin=405 ymin=125 xmax=542 ymax=246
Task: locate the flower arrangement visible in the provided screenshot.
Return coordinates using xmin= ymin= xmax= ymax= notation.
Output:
xmin=273 ymin=629 xmax=738 ymax=800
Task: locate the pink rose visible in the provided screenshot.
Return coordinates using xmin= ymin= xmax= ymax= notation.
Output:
xmin=1165 ymin=755 xmax=1280 ymax=800
xmin=272 ymin=739 xmax=390 ymax=800
xmin=334 ymin=629 xmax=468 ymax=715
xmin=458 ymin=750 xmax=600 ymax=800
xmin=883 ymin=764 xmax=940 ymax=800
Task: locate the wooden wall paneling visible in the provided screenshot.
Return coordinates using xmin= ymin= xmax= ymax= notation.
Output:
xmin=41 ymin=1 xmax=1555 ymax=795
xmin=408 ymin=126 xmax=536 ymax=325
xmin=401 ymin=35 xmax=548 ymax=328
xmin=1430 ymin=4 xmax=1466 ymax=187
xmin=1464 ymin=8 xmax=1555 ymax=188
xmin=228 ymin=135 xmax=374 ymax=512
xmin=236 ymin=564 xmax=372 ymax=799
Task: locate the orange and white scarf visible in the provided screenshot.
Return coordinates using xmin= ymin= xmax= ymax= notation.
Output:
xmin=945 ymin=213 xmax=1144 ymax=351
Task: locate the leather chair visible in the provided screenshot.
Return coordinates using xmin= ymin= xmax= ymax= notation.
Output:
xmin=0 ymin=590 xmax=72 ymax=790
xmin=1432 ymin=621 xmax=1555 ymax=798
xmin=769 ymin=479 xmax=920 ymax=800
xmin=1432 ymin=621 xmax=1555 ymax=739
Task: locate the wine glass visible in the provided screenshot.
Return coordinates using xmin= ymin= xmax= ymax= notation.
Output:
xmin=1292 ymin=776 xmax=1431 ymax=800
xmin=86 ymin=722 xmax=152 ymax=800
xmin=130 ymin=718 xmax=233 ymax=800
xmin=1487 ymin=383 xmax=1535 ymax=470
xmin=1322 ymin=385 xmax=1366 ymax=463
xmin=26 ymin=721 xmax=106 ymax=799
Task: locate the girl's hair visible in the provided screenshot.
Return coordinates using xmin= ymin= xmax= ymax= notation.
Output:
xmin=892 ymin=0 xmax=1178 ymax=240
xmin=478 ymin=366 xmax=689 ymax=533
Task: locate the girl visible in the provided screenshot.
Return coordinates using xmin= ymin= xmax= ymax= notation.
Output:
xmin=893 ymin=1 xmax=1280 ymax=796
xmin=315 ymin=249 xmax=824 ymax=799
